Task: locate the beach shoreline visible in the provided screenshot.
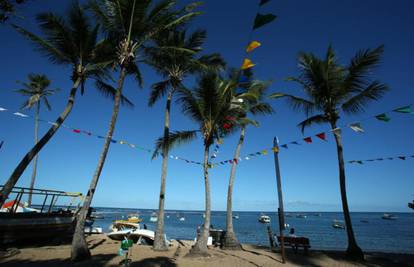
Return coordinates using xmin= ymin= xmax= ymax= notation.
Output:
xmin=1 ymin=234 xmax=413 ymax=267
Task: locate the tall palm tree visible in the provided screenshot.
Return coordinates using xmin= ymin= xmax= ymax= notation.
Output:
xmin=146 ymin=29 xmax=225 ymax=251
xmin=15 ymin=74 xmax=59 ymax=206
xmin=222 ymin=77 xmax=274 ymax=249
xmin=270 ymin=45 xmax=388 ymax=259
xmin=0 ymin=2 xmax=115 ymax=207
xmin=70 ymin=0 xmax=201 ymax=261
xmin=154 ymin=72 xmax=241 ymax=256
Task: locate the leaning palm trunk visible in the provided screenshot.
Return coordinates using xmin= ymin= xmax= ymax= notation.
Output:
xmin=189 ymin=144 xmax=211 ymax=256
xmin=71 ymin=68 xmax=127 ymax=261
xmin=154 ymin=91 xmax=173 ymax=251
xmin=223 ymin=126 xmax=245 ymax=250
xmin=28 ymin=102 xmax=40 ymax=206
xmin=331 ymin=122 xmax=364 ymax=259
xmin=0 ymin=79 xmax=81 ymax=207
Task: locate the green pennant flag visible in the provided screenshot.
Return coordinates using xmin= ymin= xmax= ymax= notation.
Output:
xmin=253 ymin=13 xmax=277 ymax=30
xmin=375 ymin=113 xmax=391 ymax=122
xmin=356 ymin=161 xmax=364 ymax=164
xmin=393 ymin=105 xmax=412 ymax=113
xmin=260 ymin=0 xmax=271 ymax=6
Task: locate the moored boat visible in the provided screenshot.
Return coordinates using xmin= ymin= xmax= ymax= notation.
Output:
xmin=149 ymin=212 xmax=158 ymax=222
xmin=382 ymin=213 xmax=397 ymax=220
xmin=332 ymin=220 xmax=345 ymax=229
xmin=296 ymin=214 xmax=307 ymax=219
xmin=258 ymin=214 xmax=271 ymax=223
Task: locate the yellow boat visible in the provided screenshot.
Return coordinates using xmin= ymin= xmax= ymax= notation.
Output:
xmin=114 ymin=214 xmax=142 ymax=224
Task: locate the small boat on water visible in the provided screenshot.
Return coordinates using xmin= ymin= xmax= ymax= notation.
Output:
xmin=382 ymin=213 xmax=397 ymax=220
xmin=296 ymin=214 xmax=307 ymax=219
xmin=258 ymin=214 xmax=271 ymax=223
xmin=179 ymin=216 xmax=185 ymax=221
xmin=332 ymin=220 xmax=345 ymax=229
xmin=149 ymin=212 xmax=158 ymax=222
xmin=233 ymin=214 xmax=239 ymax=219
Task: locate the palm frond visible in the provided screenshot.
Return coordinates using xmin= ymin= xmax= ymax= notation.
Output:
xmin=94 ymin=80 xmax=134 ymax=108
xmin=152 ymin=130 xmax=198 ymax=159
xmin=297 ymin=114 xmax=329 ymax=133
xmin=249 ymin=102 xmax=274 ymax=115
xmin=269 ymin=93 xmax=315 ymax=116
xmin=341 ymin=81 xmax=388 ymax=114
xmin=148 ymin=80 xmax=171 ymax=106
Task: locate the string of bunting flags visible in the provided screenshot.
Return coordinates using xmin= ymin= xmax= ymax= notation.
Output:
xmin=207 ymin=105 xmax=413 ymax=168
xmin=0 ymin=105 xmax=203 ymax=166
xmin=348 ymin=154 xmax=414 ymax=165
xmin=210 ymin=0 xmax=277 ymax=164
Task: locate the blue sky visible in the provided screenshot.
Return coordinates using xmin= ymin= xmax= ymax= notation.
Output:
xmin=0 ymin=0 xmax=413 ymax=212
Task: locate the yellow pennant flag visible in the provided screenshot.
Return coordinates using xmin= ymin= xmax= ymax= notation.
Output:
xmin=246 ymin=41 xmax=261 ymax=53
xmin=262 ymin=149 xmax=268 ymax=155
xmin=241 ymin=58 xmax=255 ymax=70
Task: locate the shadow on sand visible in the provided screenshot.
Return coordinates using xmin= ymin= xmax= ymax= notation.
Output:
xmin=129 ymin=256 xmax=177 ymax=267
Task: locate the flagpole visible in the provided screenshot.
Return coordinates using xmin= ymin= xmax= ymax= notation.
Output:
xmin=273 ymin=136 xmax=286 ymax=263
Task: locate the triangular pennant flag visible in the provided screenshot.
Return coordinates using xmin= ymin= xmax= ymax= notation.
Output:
xmin=259 ymin=0 xmax=271 ymax=6
xmin=290 ymin=141 xmax=300 ymax=145
xmin=356 ymin=161 xmax=363 ymax=164
xmin=256 ymin=152 xmax=262 ymax=155
xmin=348 ymin=160 xmax=356 ymax=164
xmin=349 ymin=123 xmax=364 ymax=133
xmin=13 ymin=112 xmax=28 ymax=118
xmin=262 ymin=149 xmax=268 ymax=155
xmin=119 ymin=140 xmax=127 ymax=145
xmin=366 ymin=159 xmax=375 ymax=162
xmin=375 ymin=113 xmax=391 ymax=122
xmin=72 ymin=129 xmax=81 ymax=133
xmin=110 ymin=139 xmax=117 ymax=143
xmin=281 ymin=144 xmax=288 ymax=149
xmin=272 ymin=146 xmax=279 ymax=153
xmin=376 ymin=158 xmax=384 ymax=161
xmin=304 ymin=137 xmax=312 ymax=143
xmin=83 ymin=131 xmax=92 ymax=136
xmin=246 ymin=41 xmax=261 ymax=53
xmin=241 ymin=58 xmax=255 ymax=70
xmin=316 ymin=132 xmax=327 ymax=141
xmin=387 ymin=157 xmax=394 ymax=160
xmin=0 ymin=107 xmax=7 ymax=111
xmin=97 ymin=135 xmax=105 ymax=139
xmin=398 ymin=156 xmax=406 ymax=160
xmin=393 ymin=106 xmax=411 ymax=113
xmin=245 ymin=156 xmax=250 ymax=160
xmin=129 ymin=144 xmax=136 ymax=148
xmin=332 ymin=128 xmax=341 ymax=137
xmin=253 ymin=13 xmax=277 ymax=30
xmin=229 ymin=160 xmax=233 ymax=164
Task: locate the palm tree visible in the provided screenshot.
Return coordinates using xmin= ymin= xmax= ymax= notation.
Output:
xmin=154 ymin=72 xmax=241 ymax=256
xmin=70 ymin=0 xmax=201 ymax=261
xmin=270 ymin=45 xmax=388 ymax=259
xmin=222 ymin=77 xmax=274 ymax=249
xmin=0 ymin=2 xmax=114 ymax=207
xmin=15 ymin=74 xmax=59 ymax=206
xmin=146 ymin=29 xmax=225 ymax=251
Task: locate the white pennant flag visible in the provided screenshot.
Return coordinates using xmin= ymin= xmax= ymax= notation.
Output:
xmin=13 ymin=112 xmax=28 ymax=118
xmin=349 ymin=123 xmax=364 ymax=133
xmin=0 ymin=107 xmax=7 ymax=111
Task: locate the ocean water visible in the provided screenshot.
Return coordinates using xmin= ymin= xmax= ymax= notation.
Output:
xmin=92 ymin=208 xmax=414 ymax=254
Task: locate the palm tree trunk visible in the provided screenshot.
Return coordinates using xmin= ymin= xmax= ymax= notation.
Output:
xmin=28 ymin=102 xmax=40 ymax=206
xmin=188 ymin=144 xmax=211 ymax=257
xmin=71 ymin=67 xmax=127 ymax=262
xmin=331 ymin=122 xmax=364 ymax=260
xmin=0 ymin=79 xmax=81 ymax=207
xmin=153 ymin=90 xmax=173 ymax=251
xmin=223 ymin=126 xmax=245 ymax=250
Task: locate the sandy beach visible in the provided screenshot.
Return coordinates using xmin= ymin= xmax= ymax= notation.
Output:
xmin=1 ymin=235 xmax=413 ymax=267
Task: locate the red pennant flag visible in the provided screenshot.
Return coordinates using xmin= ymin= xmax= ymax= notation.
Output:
xmin=223 ymin=123 xmax=232 ymax=130
xmin=316 ymin=132 xmax=327 ymax=141
xmin=304 ymin=137 xmax=312 ymax=143
xmin=73 ymin=129 xmax=81 ymax=133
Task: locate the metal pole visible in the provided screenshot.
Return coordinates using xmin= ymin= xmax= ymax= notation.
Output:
xmin=273 ymin=137 xmax=286 ymax=263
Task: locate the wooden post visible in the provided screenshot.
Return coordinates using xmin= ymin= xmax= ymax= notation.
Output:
xmin=273 ymin=137 xmax=286 ymax=263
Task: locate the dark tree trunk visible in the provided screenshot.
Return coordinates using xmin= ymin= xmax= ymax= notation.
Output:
xmin=0 ymin=79 xmax=80 ymax=207
xmin=71 ymin=67 xmax=127 ymax=262
xmin=153 ymin=91 xmax=173 ymax=251
xmin=331 ymin=122 xmax=364 ymax=260
xmin=28 ymin=102 xmax=40 ymax=206
xmin=223 ymin=127 xmax=245 ymax=250
xmin=188 ymin=144 xmax=211 ymax=257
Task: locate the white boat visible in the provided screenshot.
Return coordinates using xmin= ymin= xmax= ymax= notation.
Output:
xmin=107 ymin=228 xmax=156 ymax=245
xmin=382 ymin=213 xmax=397 ymax=220
xmin=149 ymin=212 xmax=158 ymax=222
xmin=258 ymin=215 xmax=271 ymax=223
xmin=110 ymin=221 xmax=140 ymax=232
xmin=332 ymin=220 xmax=345 ymax=229
xmin=233 ymin=214 xmax=239 ymax=219
xmin=296 ymin=214 xmax=307 ymax=219
xmin=179 ymin=216 xmax=185 ymax=221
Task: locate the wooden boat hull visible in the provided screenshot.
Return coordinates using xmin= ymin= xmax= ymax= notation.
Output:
xmin=0 ymin=212 xmax=75 ymax=245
